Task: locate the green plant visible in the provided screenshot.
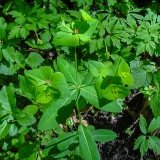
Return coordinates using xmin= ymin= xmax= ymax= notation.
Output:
xmin=134 ymin=115 xmax=160 ymax=157
xmin=1 ymin=0 xmax=160 ymax=159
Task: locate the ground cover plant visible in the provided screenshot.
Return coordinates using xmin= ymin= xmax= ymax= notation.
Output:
xmin=0 ymin=0 xmax=160 ymax=159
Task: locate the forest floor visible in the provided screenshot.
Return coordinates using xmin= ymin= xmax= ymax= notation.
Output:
xmin=82 ymin=91 xmax=160 ymax=160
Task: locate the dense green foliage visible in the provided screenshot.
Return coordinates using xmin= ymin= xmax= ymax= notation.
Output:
xmin=0 ymin=0 xmax=160 ymax=159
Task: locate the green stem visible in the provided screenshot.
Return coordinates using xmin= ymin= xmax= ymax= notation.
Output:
xmin=76 ymin=101 xmax=82 ymax=124
xmin=75 ymin=47 xmax=78 ymax=85
xmin=74 ymin=47 xmax=81 ymax=124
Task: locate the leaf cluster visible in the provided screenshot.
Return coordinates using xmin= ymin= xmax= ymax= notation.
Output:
xmin=1 ymin=0 xmax=160 ymax=159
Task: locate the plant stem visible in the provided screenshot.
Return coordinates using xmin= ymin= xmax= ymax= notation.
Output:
xmin=76 ymin=101 xmax=82 ymax=124
xmin=74 ymin=47 xmax=81 ymax=124
xmin=74 ymin=47 xmax=78 ymax=85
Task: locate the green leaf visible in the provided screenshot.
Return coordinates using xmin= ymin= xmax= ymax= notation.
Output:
xmin=88 ymin=60 xmax=105 ymax=77
xmin=51 ymin=72 xmax=70 ymax=98
xmin=148 ymin=116 xmax=160 ymax=133
xmin=42 ymin=132 xmax=77 ymax=156
xmin=140 ymin=138 xmax=148 ymax=157
xmin=100 ymin=57 xmax=123 ymax=77
xmin=23 ymin=105 xmax=38 ymax=115
xmin=95 ymin=76 xmax=122 ymax=99
xmin=150 ymin=92 xmax=160 ymax=117
xmin=131 ymin=67 xmax=152 ymax=89
xmin=19 ymin=75 xmax=38 ymax=99
xmin=81 ymin=72 xmax=95 ymax=86
xmin=78 ymin=125 xmax=100 ymax=160
xmin=148 ymin=136 xmax=160 ymax=153
xmin=8 ymin=25 xmax=20 ymax=39
xmin=0 ymin=121 xmax=10 ymax=140
xmin=39 ymin=42 xmax=52 ymax=50
xmin=80 ymin=9 xmax=92 ymax=21
xmin=0 ymin=17 xmax=7 ymax=39
xmin=40 ymin=30 xmax=51 ymax=43
xmin=73 ymin=20 xmax=98 ymax=42
xmin=20 ymin=27 xmax=29 ymax=39
xmin=57 ymin=57 xmax=81 ymax=84
xmin=0 ymin=62 xmax=19 ymax=75
xmin=2 ymin=46 xmax=16 ymax=62
xmin=134 ymin=135 xmax=146 ymax=150
xmin=0 ymin=86 xmax=16 ymax=111
xmin=108 ymin=0 xmax=117 ymax=6
xmin=118 ymin=60 xmax=134 ymax=86
xmin=100 ymin=100 xmax=122 ymax=113
xmin=111 ymin=36 xmax=121 ymax=48
xmin=75 ymin=145 xmax=83 ymax=160
xmin=25 ymin=66 xmax=53 ymax=86
xmin=136 ymin=42 xmax=145 ymax=55
xmin=0 ymin=44 xmax=2 ymax=61
xmin=103 ymin=84 xmax=130 ymax=100
xmin=17 ymin=113 xmax=36 ymax=126
xmin=77 ymin=96 xmax=88 ymax=109
xmin=91 ymin=129 xmax=117 ymax=142
xmin=36 ymin=90 xmax=52 ymax=104
xmin=75 ymin=0 xmax=93 ymax=7
xmin=18 ymin=142 xmax=37 ymax=159
xmin=12 ymin=134 xmax=25 ymax=148
xmin=139 ymin=115 xmax=147 ymax=134
xmin=26 ymin=52 xmax=44 ymax=68
xmin=53 ymin=31 xmax=79 ymax=47
xmin=38 ymin=89 xmax=78 ymax=130
xmin=80 ymin=85 xmax=99 ymax=109
xmin=9 ymin=123 xmax=18 ymax=136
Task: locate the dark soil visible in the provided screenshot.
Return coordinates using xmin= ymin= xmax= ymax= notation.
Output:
xmin=82 ymin=91 xmax=160 ymax=160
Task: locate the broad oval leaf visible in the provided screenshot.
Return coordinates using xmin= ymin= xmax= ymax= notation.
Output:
xmin=0 ymin=86 xmax=16 ymax=111
xmin=118 ymin=60 xmax=134 ymax=86
xmin=118 ymin=60 xmax=130 ymax=74
xmin=91 ymin=129 xmax=117 ymax=142
xmin=25 ymin=66 xmax=53 ymax=86
xmin=73 ymin=20 xmax=98 ymax=42
xmin=103 ymin=84 xmax=130 ymax=100
xmin=51 ymin=72 xmax=70 ymax=98
xmin=23 ymin=105 xmax=38 ymax=115
xmin=17 ymin=113 xmax=36 ymax=126
xmin=78 ymin=125 xmax=100 ymax=160
xmin=9 ymin=123 xmax=18 ymax=136
xmin=0 ymin=120 xmax=10 ymax=140
xmin=19 ymin=75 xmax=38 ymax=99
xmin=36 ymin=91 xmax=52 ymax=104
xmin=53 ymin=31 xmax=79 ymax=47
